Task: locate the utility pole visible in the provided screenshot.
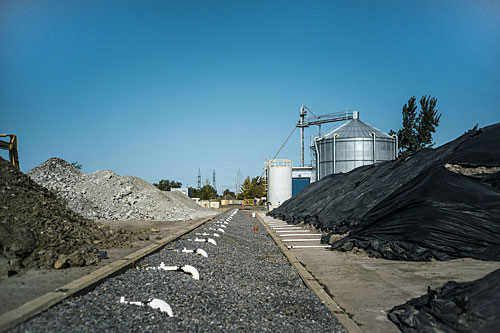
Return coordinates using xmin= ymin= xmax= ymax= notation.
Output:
xmin=235 ymin=168 xmax=242 ymax=196
xmin=197 ymin=168 xmax=201 ymax=190
xmin=212 ymin=169 xmax=216 ymax=193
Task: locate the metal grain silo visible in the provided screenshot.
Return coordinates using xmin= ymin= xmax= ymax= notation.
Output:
xmin=314 ymin=112 xmax=397 ymax=179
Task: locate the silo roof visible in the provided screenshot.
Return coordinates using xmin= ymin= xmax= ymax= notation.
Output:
xmin=323 ymin=119 xmax=393 ymax=139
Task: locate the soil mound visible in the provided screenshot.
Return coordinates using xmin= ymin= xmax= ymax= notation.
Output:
xmin=388 ymin=268 xmax=500 ymax=332
xmin=28 ymin=158 xmax=215 ymax=221
xmin=0 ymin=157 xmax=132 ymax=276
xmin=270 ymin=123 xmax=500 ymax=261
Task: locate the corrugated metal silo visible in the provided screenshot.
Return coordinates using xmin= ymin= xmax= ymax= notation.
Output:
xmin=314 ymin=112 xmax=397 ymax=179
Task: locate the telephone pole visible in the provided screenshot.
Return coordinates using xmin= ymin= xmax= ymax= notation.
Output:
xmin=212 ymin=169 xmax=216 ymax=193
xmin=197 ymin=168 xmax=201 ymax=189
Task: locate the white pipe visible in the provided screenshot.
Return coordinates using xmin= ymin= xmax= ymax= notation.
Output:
xmin=181 ymin=248 xmax=208 ymax=258
xmin=372 ymin=132 xmax=376 ymax=163
xmin=181 ymin=265 xmax=200 ymax=280
xmin=393 ymin=134 xmax=398 ymax=159
xmin=272 ymin=227 xmax=303 ymax=230
xmin=151 ymin=263 xmax=200 ymax=280
xmin=282 ymin=239 xmax=322 ymax=242
xmin=314 ymin=137 xmax=320 ymax=180
xmin=333 ymin=134 xmax=338 ymax=174
xmin=276 ymin=230 xmax=311 ymax=233
xmin=194 ymin=237 xmax=217 ymax=245
xmin=196 ymin=249 xmax=208 ymax=258
xmin=120 ymin=297 xmax=173 ymax=317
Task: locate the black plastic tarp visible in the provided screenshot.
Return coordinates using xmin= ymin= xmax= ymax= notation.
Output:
xmin=388 ymin=268 xmax=500 ymax=332
xmin=270 ymin=124 xmax=500 ymax=261
xmin=332 ymin=167 xmax=500 ymax=261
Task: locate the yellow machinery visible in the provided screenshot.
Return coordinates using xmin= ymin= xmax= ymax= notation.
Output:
xmin=243 ymin=199 xmax=254 ymax=206
xmin=0 ymin=134 xmax=19 ymax=170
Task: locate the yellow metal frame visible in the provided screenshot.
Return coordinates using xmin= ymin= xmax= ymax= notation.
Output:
xmin=265 ymin=159 xmax=293 ymax=168
xmin=0 ymin=134 xmax=19 ymax=170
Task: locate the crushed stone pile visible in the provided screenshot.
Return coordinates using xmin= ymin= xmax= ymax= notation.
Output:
xmin=270 ymin=123 xmax=500 ymax=261
xmin=28 ymin=158 xmax=216 ymax=221
xmin=0 ymin=157 xmax=133 ymax=276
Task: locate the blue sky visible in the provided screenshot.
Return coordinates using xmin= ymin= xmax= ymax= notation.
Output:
xmin=1 ymin=0 xmax=499 ymax=193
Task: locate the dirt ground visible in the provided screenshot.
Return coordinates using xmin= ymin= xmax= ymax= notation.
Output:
xmin=0 ymin=217 xmax=215 ymax=315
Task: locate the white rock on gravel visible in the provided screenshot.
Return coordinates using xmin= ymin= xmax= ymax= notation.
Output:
xmin=28 ymin=158 xmax=216 ymax=221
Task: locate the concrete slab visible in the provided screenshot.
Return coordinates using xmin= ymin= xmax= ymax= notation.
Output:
xmin=260 ymin=214 xmax=500 ymax=333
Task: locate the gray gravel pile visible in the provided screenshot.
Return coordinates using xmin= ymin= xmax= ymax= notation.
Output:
xmin=28 ymin=158 xmax=215 ymax=221
xmin=11 ymin=210 xmax=345 ymax=332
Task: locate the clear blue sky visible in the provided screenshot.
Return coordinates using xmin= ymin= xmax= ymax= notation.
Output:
xmin=1 ymin=0 xmax=499 ymax=193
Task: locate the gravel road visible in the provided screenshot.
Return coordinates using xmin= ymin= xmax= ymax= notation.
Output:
xmin=10 ymin=210 xmax=345 ymax=332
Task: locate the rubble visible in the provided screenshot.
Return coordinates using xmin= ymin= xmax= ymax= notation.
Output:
xmin=28 ymin=158 xmax=215 ymax=221
xmin=0 ymin=157 xmax=132 ymax=275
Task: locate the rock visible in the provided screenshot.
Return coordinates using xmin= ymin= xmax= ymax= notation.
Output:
xmin=339 ymin=241 xmax=354 ymax=252
xmin=137 ymin=233 xmax=149 ymax=241
xmin=0 ymin=255 xmax=9 ymax=277
xmin=67 ymin=250 xmax=85 ymax=267
xmin=54 ymin=256 xmax=68 ymax=269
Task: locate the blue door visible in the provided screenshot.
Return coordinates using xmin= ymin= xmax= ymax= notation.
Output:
xmin=292 ymin=178 xmax=310 ymax=196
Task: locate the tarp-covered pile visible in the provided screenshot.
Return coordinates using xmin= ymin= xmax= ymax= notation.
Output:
xmin=270 ymin=124 xmax=500 ymax=261
xmin=388 ymin=268 xmax=500 ymax=332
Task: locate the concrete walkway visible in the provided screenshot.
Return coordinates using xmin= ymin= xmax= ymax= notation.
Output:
xmin=260 ymin=214 xmax=500 ymax=333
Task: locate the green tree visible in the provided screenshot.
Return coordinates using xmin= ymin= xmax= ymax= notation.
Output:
xmin=153 ymin=179 xmax=182 ymax=191
xmin=189 ymin=185 xmax=217 ymax=200
xmin=238 ymin=176 xmax=266 ymax=199
xmin=222 ymin=189 xmax=236 ymax=198
xmin=392 ymin=95 xmax=441 ymax=157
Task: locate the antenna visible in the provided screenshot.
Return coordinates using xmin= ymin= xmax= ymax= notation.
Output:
xmin=197 ymin=168 xmax=201 ymax=189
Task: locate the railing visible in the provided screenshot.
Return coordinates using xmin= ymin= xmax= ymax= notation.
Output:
xmin=265 ymin=159 xmax=293 ymax=168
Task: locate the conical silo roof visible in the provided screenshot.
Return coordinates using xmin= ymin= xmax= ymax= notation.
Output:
xmin=323 ymin=117 xmax=392 ymax=139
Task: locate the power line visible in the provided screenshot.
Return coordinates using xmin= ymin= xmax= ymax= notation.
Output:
xmin=270 ymin=125 xmax=297 ymax=162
